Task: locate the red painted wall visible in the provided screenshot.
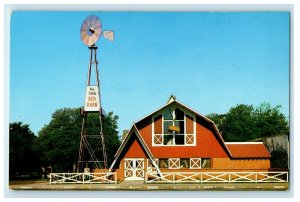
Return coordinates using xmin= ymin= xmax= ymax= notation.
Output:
xmin=136 ymin=116 xmax=228 ymax=158
xmin=154 ymin=115 xmax=162 ymax=134
xmin=123 ymin=138 xmax=147 ymax=158
xmin=186 ymin=114 xmax=194 ymax=134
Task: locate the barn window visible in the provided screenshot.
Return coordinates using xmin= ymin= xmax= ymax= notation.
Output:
xmin=152 ymin=106 xmax=195 ymax=146
xmin=201 ymin=158 xmax=211 ymax=168
xmin=190 ymin=158 xmax=201 ymax=169
xmin=147 ymin=158 xmax=159 ymax=172
xmin=190 ymin=158 xmax=212 ymax=169
xmin=159 ymin=159 xmax=169 ymax=168
xmin=169 ymin=158 xmax=180 ymax=169
xmin=154 ymin=135 xmax=162 ymax=144
xmin=186 ymin=134 xmax=194 ymax=144
xmin=175 ymin=135 xmax=184 ymax=145
xmin=180 ymin=158 xmax=190 ymax=168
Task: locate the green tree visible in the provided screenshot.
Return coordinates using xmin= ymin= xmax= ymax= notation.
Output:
xmin=9 ymin=122 xmax=40 ymax=178
xmin=254 ymin=102 xmax=289 ymax=138
xmin=35 ymin=108 xmax=120 ymax=172
xmin=206 ymin=113 xmax=226 ymax=134
xmin=270 ymin=146 xmax=288 ymax=169
xmin=206 ymin=103 xmax=288 ymax=142
xmin=102 ymin=112 xmax=121 ymax=163
xmin=34 ymin=108 xmax=82 ymax=172
xmin=222 ymin=104 xmax=256 ymax=141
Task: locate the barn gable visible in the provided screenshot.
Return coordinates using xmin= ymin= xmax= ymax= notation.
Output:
xmin=109 ymin=125 xmax=157 ymax=171
xmin=134 ymin=97 xmax=232 ymax=158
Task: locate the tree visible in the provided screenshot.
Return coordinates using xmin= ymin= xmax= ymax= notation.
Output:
xmin=102 ymin=112 xmax=121 ymax=164
xmin=34 ymin=108 xmax=120 ymax=172
xmin=206 ymin=103 xmax=289 ymax=142
xmin=206 ymin=113 xmax=226 ymax=134
xmin=254 ymin=102 xmax=289 ymax=138
xmin=270 ymin=146 xmax=288 ymax=169
xmin=222 ymin=104 xmax=256 ymax=141
xmin=9 ymin=122 xmax=40 ymax=178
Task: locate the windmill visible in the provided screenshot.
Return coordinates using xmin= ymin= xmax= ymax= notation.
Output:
xmin=77 ymin=15 xmax=114 ymax=173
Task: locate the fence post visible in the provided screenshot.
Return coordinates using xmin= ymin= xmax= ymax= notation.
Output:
xmin=50 ymin=174 xmax=52 ymax=184
xmin=229 ymin=173 xmax=231 ymax=183
xmin=201 ymin=172 xmax=203 ymax=184
xmin=145 ymin=172 xmax=148 ymax=183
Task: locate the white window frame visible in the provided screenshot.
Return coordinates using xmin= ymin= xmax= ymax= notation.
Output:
xmin=152 ymin=107 xmax=196 ymax=146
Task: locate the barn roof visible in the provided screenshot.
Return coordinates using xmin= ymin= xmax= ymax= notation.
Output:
xmin=225 ymin=142 xmax=271 ymax=158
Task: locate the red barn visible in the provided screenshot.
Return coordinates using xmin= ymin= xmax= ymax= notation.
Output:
xmin=109 ymin=96 xmax=271 ymax=181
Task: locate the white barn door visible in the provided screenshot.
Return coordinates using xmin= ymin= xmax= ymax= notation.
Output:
xmin=124 ymin=158 xmax=144 ymax=181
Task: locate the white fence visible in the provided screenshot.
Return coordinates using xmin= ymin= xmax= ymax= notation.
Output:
xmin=49 ymin=172 xmax=117 ymax=184
xmin=145 ymin=171 xmax=288 ymax=183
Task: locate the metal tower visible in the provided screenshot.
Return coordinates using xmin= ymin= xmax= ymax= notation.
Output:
xmin=77 ymin=45 xmax=107 ymax=172
xmin=77 ymin=15 xmax=114 ymax=173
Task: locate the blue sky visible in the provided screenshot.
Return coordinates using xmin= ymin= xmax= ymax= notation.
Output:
xmin=10 ymin=11 xmax=290 ymax=135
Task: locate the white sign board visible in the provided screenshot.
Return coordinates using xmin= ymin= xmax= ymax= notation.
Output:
xmin=84 ymin=86 xmax=100 ymax=112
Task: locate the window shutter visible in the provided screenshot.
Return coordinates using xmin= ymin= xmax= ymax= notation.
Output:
xmin=186 ymin=114 xmax=194 ymax=134
xmin=154 ymin=114 xmax=162 ymax=134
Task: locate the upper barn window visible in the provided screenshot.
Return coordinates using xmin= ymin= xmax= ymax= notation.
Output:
xmin=153 ymin=107 xmax=195 ymax=146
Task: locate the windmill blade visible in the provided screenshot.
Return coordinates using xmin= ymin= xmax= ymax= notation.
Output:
xmin=103 ymin=30 xmax=114 ymax=41
xmin=80 ymin=15 xmax=102 ymax=46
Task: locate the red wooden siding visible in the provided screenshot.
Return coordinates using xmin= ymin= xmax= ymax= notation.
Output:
xmin=186 ymin=114 xmax=194 ymax=134
xmin=154 ymin=114 xmax=162 ymax=134
xmin=119 ymin=132 xmax=148 ymax=159
xmin=123 ymin=138 xmax=147 ymax=158
xmin=196 ymin=117 xmax=228 ymax=157
xmin=136 ymin=117 xmax=152 ymax=147
xmin=136 ymin=116 xmax=229 ymax=158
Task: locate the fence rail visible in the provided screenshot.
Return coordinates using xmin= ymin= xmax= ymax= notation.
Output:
xmin=49 ymin=172 xmax=117 ymax=184
xmin=145 ymin=171 xmax=288 ymax=184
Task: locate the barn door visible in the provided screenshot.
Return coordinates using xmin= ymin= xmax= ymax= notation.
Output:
xmin=124 ymin=158 xmax=144 ymax=180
